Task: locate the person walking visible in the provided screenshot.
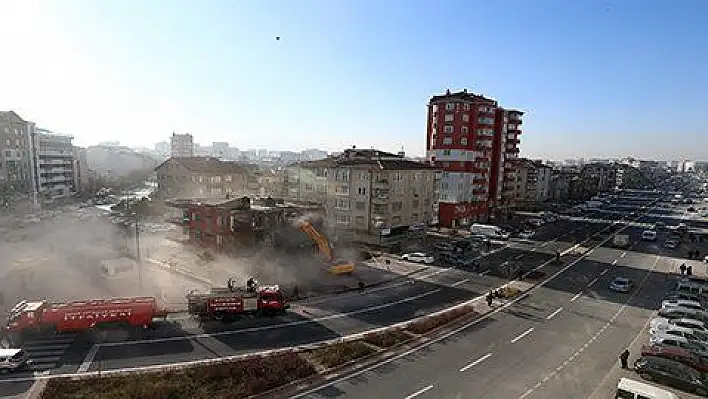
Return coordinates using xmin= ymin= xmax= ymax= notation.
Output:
xmin=358 ymin=280 xmax=365 ymax=294
xmin=680 ymin=263 xmax=687 ymax=275
xmin=687 ymin=265 xmax=693 ymax=276
xmin=619 ymin=349 xmax=630 ymax=369
xmin=486 ymin=291 xmax=493 ymax=307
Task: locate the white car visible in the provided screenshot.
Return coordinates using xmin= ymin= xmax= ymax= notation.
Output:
xmin=662 ymin=299 xmax=704 ymax=312
xmin=641 ymin=230 xmax=657 ymax=241
xmin=609 ymin=277 xmax=633 ymax=293
xmin=401 ymin=252 xmax=434 ymax=264
xmin=518 ymin=230 xmax=535 ymax=239
xmin=651 ymin=317 xmax=708 ymax=334
xmin=650 ymin=326 xmax=708 ymax=344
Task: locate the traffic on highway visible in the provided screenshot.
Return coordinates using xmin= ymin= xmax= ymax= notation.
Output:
xmin=2 ymin=175 xmax=708 ymax=399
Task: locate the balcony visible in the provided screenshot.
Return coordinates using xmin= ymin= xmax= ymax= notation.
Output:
xmin=371 ymin=195 xmax=389 ymax=204
xmin=475 ymin=156 xmax=490 ymax=163
xmin=507 ymin=138 xmax=520 ymax=145
xmin=476 ymin=129 xmax=494 ymax=137
xmin=473 ymin=177 xmax=486 ymax=184
xmin=473 ymin=188 xmax=487 ymax=195
xmin=505 ymin=147 xmax=520 ymax=154
xmin=503 ymin=174 xmax=515 ymax=182
xmin=373 ymin=179 xmax=390 ymax=187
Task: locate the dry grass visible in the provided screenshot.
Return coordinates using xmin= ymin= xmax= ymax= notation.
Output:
xmin=362 ymin=329 xmax=412 ymax=348
xmin=306 ymin=341 xmax=375 ymax=369
xmin=406 ymin=306 xmax=476 ymax=335
xmin=40 ymin=352 xmax=316 ymax=399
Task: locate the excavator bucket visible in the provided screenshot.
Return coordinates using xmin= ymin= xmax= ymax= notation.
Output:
xmin=329 ymin=260 xmax=355 ymax=275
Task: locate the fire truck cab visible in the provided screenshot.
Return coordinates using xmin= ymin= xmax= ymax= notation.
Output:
xmin=187 ymin=284 xmax=288 ymax=321
xmin=7 ymin=300 xmax=48 ymax=333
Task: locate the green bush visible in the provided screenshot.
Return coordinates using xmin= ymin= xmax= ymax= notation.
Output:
xmin=307 ymin=341 xmax=374 ymax=369
xmin=41 ymin=352 xmax=316 ymax=399
xmin=363 ymin=329 xmax=411 ymax=348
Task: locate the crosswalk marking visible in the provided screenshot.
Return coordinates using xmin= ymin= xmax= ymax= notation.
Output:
xmin=15 ymin=333 xmax=78 ymax=372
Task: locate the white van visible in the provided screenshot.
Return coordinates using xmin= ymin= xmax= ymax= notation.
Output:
xmin=0 ymin=348 xmax=30 ymax=372
xmin=99 ymin=257 xmax=137 ymax=278
xmin=616 ymin=377 xmax=678 ymax=398
xmin=642 ymin=230 xmax=657 ymax=241
xmin=470 ymin=224 xmax=509 ymax=240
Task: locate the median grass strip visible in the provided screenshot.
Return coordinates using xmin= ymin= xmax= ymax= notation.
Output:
xmin=40 ymin=352 xmax=316 ymax=399
xmin=39 ymin=293 xmax=498 ymax=398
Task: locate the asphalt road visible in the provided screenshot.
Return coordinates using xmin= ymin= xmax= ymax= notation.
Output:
xmin=0 ymin=210 xmax=603 ymax=396
xmin=289 ymin=197 xmax=703 ymax=399
xmin=0 ymin=195 xmax=695 ymax=398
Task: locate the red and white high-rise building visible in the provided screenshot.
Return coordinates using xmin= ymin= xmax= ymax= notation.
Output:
xmin=426 ymin=89 xmax=523 ymax=227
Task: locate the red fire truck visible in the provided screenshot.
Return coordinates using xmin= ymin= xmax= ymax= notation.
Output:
xmin=186 ymin=284 xmax=288 ymax=321
xmin=4 ymin=297 xmax=168 ymax=341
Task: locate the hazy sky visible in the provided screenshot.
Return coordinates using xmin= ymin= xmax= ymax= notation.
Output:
xmin=0 ymin=0 xmax=706 ymax=160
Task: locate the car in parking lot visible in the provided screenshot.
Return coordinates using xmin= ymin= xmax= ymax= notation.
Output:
xmin=651 ymin=317 xmax=708 ymax=333
xmin=433 ymin=242 xmax=456 ymax=253
xmin=649 ymin=335 xmax=708 ymax=358
xmin=634 ymin=356 xmax=708 ymax=396
xmin=662 ymin=299 xmax=704 ymax=312
xmin=655 ymin=221 xmax=667 ymax=230
xmin=642 ymin=230 xmax=657 ymax=241
xmin=641 ymin=344 xmax=708 ymax=373
xmin=609 ymin=277 xmax=634 ymax=293
xmin=658 ymin=307 xmax=708 ymax=324
xmin=650 ymin=325 xmax=708 ymax=344
xmin=664 ymin=238 xmax=680 ymax=249
xmin=401 ymin=252 xmax=435 ymax=264
xmin=438 ymin=252 xmax=479 ymax=269
xmin=518 ymin=230 xmax=535 ymax=239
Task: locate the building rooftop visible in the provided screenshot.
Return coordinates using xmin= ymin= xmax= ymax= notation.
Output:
xmin=296 ymin=148 xmax=436 ymax=171
xmin=429 ymin=89 xmax=498 ymax=105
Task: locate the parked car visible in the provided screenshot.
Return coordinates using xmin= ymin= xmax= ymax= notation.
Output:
xmin=665 ymin=291 xmax=705 ymax=304
xmin=642 ymin=230 xmax=658 ymax=241
xmin=649 ymin=335 xmax=708 ymax=358
xmin=662 ymin=299 xmax=704 ymax=312
xmin=634 ymin=356 xmax=708 ymax=396
xmin=651 ymin=317 xmax=708 ymax=333
xmin=518 ymin=230 xmax=535 ymax=239
xmin=609 ymin=277 xmax=633 ymax=293
xmin=664 ymin=239 xmax=680 ymax=250
xmin=438 ymin=252 xmax=479 ymax=269
xmin=401 ymin=252 xmax=435 ymax=265
xmin=641 ymin=344 xmax=708 ymax=373
xmin=433 ymin=242 xmax=456 ymax=253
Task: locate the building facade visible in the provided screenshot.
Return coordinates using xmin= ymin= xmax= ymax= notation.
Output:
xmin=170 ymin=133 xmax=194 ymax=157
xmin=155 ymin=156 xmax=250 ymax=198
xmin=511 ymin=159 xmax=552 ymax=206
xmin=29 ymin=128 xmax=77 ymax=199
xmin=0 ymin=111 xmax=33 ymax=197
xmin=426 ymin=89 xmax=523 ymax=227
xmin=285 ymin=148 xmax=438 ymax=244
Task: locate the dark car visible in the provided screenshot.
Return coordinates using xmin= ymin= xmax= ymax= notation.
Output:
xmin=634 ymin=356 xmax=708 ymax=396
xmin=439 ymin=252 xmax=479 ymax=270
xmin=433 ymin=242 xmax=457 ymax=253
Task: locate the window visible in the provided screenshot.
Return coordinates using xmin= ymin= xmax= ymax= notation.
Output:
xmin=198 ymin=176 xmax=204 ymax=183
xmin=463 ymin=104 xmax=471 ymax=111
xmin=212 ymin=176 xmax=221 ymax=183
xmin=335 ymin=185 xmax=349 ymax=195
xmin=224 ymin=175 xmax=232 ymax=182
xmin=462 ymin=114 xmax=469 ymax=122
xmin=358 ymin=187 xmax=366 ymax=195
xmin=443 ymin=137 xmax=453 ymax=145
xmin=4 ymin=140 xmax=9 ymax=146
xmin=412 ymin=199 xmax=419 ymax=208
xmin=305 ymin=183 xmax=314 ymax=190
xmin=355 ymin=216 xmax=365 ymax=225
xmin=392 ymin=201 xmax=403 ymax=211
xmin=445 ymin=102 xmax=455 ymax=111
xmin=336 ymin=215 xmax=350 ymax=224
xmin=335 ymin=199 xmax=350 ymax=210
xmin=14 ymin=129 xmax=19 ymax=135
xmin=443 ymin=149 xmax=451 ymax=156
xmin=444 ymin=114 xmax=454 ymax=122
xmin=194 ymin=230 xmax=202 ymax=241
xmin=356 ymin=201 xmax=365 ymax=210
xmin=393 ymin=172 xmax=403 ymax=181
xmin=192 ymin=212 xmax=201 ymax=221
xmin=443 ymin=125 xmax=453 ymax=134
xmin=461 ymin=137 xmax=468 ymax=146
xmin=411 ymin=213 xmax=419 ymax=222
xmin=461 ymin=126 xmax=469 ymax=134
xmin=392 ymin=216 xmax=402 ymax=225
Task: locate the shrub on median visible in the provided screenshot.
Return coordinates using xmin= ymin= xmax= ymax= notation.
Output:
xmin=406 ymin=306 xmax=476 ymax=335
xmin=306 ymin=341 xmax=375 ymax=369
xmin=40 ymin=351 xmax=316 ymax=399
xmin=363 ymin=329 xmax=412 ymax=348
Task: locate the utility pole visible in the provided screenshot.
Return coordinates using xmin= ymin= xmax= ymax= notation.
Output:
xmin=135 ymin=210 xmax=142 ymax=293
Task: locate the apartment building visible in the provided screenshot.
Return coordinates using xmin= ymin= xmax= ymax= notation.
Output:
xmin=0 ymin=111 xmax=33 ymax=196
xmin=426 ymin=89 xmax=523 ymax=227
xmin=155 ymin=156 xmax=250 ymax=198
xmin=170 ymin=133 xmax=194 ymax=157
xmin=285 ymin=148 xmax=438 ymax=244
xmin=510 ymin=159 xmax=552 ymax=206
xmin=30 ymin=128 xmax=77 ymax=199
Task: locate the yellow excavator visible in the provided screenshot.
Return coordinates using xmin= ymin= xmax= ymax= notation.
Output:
xmin=299 ymin=222 xmax=355 ymax=275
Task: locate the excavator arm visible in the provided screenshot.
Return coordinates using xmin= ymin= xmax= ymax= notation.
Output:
xmin=299 ymin=222 xmax=333 ymax=261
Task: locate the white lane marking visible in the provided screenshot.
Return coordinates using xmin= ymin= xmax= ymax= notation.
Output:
xmin=510 ymin=327 xmax=534 ymax=344
xmin=451 ymin=278 xmax=469 ymax=287
xmin=404 ymin=384 xmax=434 ymax=399
xmin=600 ymin=268 xmax=609 ymax=276
xmin=480 ymin=269 xmax=490 ymax=275
xmin=77 ymin=344 xmax=99 ymax=373
xmin=540 ymin=242 xmax=548 ymax=247
xmin=515 ymin=254 xmax=524 ymax=260
xmin=587 ymin=277 xmax=599 ymax=288
xmin=620 ymin=252 xmax=627 ymax=258
xmin=101 ymin=288 xmax=442 ymax=348
xmin=612 ymin=260 xmax=618 ymax=266
xmin=523 ymin=254 xmax=662 ymax=397
xmin=571 ymin=292 xmax=582 ymax=302
xmin=459 ymin=352 xmax=493 ymax=372
xmin=519 ymin=388 xmax=534 ymax=399
xmin=546 ymin=307 xmax=563 ymax=320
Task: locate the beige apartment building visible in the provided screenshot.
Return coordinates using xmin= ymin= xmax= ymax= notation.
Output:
xmin=285 ymin=148 xmax=438 ymax=244
xmin=155 ymin=157 xmax=251 ymax=199
xmin=509 ymin=158 xmax=552 ymax=207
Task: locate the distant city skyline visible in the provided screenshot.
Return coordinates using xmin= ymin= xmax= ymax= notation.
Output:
xmin=1 ymin=1 xmax=706 ymax=160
